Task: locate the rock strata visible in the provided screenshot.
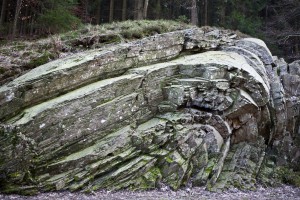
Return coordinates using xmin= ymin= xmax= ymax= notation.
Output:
xmin=0 ymin=27 xmax=299 ymax=194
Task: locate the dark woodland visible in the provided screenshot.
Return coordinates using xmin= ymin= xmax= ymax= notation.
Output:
xmin=0 ymin=0 xmax=299 ymax=61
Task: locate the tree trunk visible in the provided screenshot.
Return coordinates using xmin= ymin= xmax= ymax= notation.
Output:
xmin=155 ymin=0 xmax=161 ymax=19
xmin=295 ymin=37 xmax=299 ymax=56
xmin=96 ymin=0 xmax=102 ymax=24
xmin=24 ymin=4 xmax=30 ymax=35
xmin=12 ymin=0 xmax=22 ymax=39
xmin=143 ymin=0 xmax=149 ymax=19
xmin=122 ymin=0 xmax=127 ymax=21
xmin=170 ymin=0 xmax=175 ymax=19
xmin=0 ymin=0 xmax=7 ymax=29
xmin=86 ymin=0 xmax=89 ymax=23
xmin=204 ymin=0 xmax=208 ymax=26
xmin=219 ymin=0 xmax=225 ymax=26
xmin=265 ymin=4 xmax=268 ymax=30
xmin=191 ymin=0 xmax=198 ymax=25
xmin=109 ymin=0 xmax=114 ymax=22
xmin=137 ymin=0 xmax=143 ymax=20
xmin=30 ymin=12 xmax=34 ymax=36
xmin=134 ymin=0 xmax=138 ymax=19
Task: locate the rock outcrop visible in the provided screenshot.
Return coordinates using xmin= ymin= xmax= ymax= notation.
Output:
xmin=0 ymin=27 xmax=299 ymax=194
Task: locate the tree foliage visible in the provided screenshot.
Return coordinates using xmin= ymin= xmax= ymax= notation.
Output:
xmin=37 ymin=0 xmax=81 ymax=34
xmin=222 ymin=0 xmax=266 ymax=36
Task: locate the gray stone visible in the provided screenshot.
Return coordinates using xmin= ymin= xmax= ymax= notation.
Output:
xmin=0 ymin=27 xmax=300 ymax=194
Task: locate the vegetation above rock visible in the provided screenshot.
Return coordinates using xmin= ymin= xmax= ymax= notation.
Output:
xmin=0 ymin=20 xmax=192 ymax=85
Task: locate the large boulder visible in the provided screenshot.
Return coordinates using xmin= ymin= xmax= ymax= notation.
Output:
xmin=0 ymin=27 xmax=299 ymax=194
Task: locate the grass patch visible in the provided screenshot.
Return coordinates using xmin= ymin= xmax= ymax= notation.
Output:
xmin=0 ymin=20 xmax=192 ymax=84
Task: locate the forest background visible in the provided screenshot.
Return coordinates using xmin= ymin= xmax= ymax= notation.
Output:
xmin=0 ymin=0 xmax=299 ymax=62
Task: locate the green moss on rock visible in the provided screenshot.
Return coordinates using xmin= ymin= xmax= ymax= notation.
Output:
xmin=276 ymin=167 xmax=300 ymax=187
xmin=25 ymin=52 xmax=56 ymax=69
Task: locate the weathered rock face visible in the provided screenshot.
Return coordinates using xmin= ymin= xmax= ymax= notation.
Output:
xmin=0 ymin=27 xmax=299 ymax=194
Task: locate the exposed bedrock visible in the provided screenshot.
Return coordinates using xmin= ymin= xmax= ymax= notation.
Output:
xmin=0 ymin=27 xmax=299 ymax=194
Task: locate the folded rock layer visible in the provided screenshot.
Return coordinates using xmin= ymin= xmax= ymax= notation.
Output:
xmin=0 ymin=27 xmax=299 ymax=194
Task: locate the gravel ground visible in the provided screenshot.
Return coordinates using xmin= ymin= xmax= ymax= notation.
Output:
xmin=1 ymin=185 xmax=300 ymax=200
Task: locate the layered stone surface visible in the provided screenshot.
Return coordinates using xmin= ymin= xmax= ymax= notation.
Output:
xmin=0 ymin=27 xmax=299 ymax=194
